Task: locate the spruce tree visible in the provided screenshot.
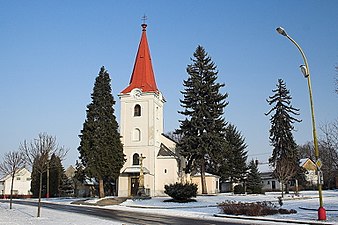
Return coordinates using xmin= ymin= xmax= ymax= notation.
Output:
xmin=265 ymin=79 xmax=301 ymax=192
xmin=78 ymin=66 xmax=125 ymax=198
xmin=30 ymin=159 xmax=47 ymax=198
xmin=30 ymin=160 xmax=40 ymax=197
xmin=246 ymin=160 xmax=263 ymax=194
xmin=221 ymin=124 xmax=248 ymax=187
xmin=176 ymin=45 xmax=228 ymax=194
xmin=49 ymin=154 xmax=64 ymax=197
xmin=60 ymin=173 xmax=74 ymax=197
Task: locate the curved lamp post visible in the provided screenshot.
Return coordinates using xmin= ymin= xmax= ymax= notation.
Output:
xmin=276 ymin=27 xmax=326 ymax=220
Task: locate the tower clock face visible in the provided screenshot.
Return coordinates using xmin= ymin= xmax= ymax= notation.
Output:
xmin=132 ymin=89 xmax=142 ymax=98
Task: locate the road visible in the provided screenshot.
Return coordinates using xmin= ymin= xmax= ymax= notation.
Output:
xmin=2 ymin=199 xmax=253 ymax=225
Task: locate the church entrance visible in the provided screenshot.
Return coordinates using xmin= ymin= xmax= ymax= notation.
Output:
xmin=130 ymin=176 xmax=139 ymax=196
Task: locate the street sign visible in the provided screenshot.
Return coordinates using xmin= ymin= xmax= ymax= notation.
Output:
xmin=318 ymin=170 xmax=324 ymax=185
xmin=316 ymin=159 xmax=322 ymax=169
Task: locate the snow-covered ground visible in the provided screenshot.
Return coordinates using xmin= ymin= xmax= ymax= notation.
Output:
xmin=1 ymin=190 xmax=337 ymax=224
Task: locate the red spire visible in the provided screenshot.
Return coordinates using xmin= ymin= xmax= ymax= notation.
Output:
xmin=121 ymin=23 xmax=159 ymax=94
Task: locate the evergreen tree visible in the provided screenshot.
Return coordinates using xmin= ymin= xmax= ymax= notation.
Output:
xmin=73 ymin=161 xmax=86 ymax=197
xmin=176 ymin=45 xmax=228 ymax=194
xmin=60 ymin=173 xmax=74 ymax=197
xmin=30 ymin=159 xmax=46 ymax=198
xmin=49 ymin=154 xmax=64 ymax=197
xmin=265 ymin=79 xmax=302 ymax=192
xmin=78 ymin=66 xmax=125 ymax=198
xmin=220 ymin=124 xmax=248 ymax=187
xmin=246 ymin=160 xmax=263 ymax=194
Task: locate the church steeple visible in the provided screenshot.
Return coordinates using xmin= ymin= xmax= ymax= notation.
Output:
xmin=121 ymin=23 xmax=159 ymax=94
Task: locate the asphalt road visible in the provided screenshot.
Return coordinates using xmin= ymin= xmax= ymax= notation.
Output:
xmin=2 ymin=199 xmax=253 ymax=225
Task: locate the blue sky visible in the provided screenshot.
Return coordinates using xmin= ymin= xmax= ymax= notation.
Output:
xmin=1 ymin=1 xmax=337 ymax=168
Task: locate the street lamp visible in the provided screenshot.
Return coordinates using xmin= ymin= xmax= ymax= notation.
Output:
xmin=276 ymin=26 xmax=326 ymax=221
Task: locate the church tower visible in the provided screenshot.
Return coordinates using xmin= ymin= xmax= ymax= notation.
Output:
xmin=118 ymin=23 xmax=179 ymax=197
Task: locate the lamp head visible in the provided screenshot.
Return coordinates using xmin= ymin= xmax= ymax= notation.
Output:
xmin=276 ymin=27 xmax=287 ymax=36
xmin=300 ymin=65 xmax=309 ymax=78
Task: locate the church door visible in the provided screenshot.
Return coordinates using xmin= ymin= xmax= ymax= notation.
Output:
xmin=130 ymin=177 xmax=139 ymax=196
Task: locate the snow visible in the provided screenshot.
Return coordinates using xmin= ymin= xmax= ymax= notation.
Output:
xmin=0 ymin=201 xmax=121 ymax=225
xmin=1 ymin=190 xmax=337 ymax=224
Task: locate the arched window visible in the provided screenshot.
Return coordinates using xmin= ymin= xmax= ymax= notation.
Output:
xmin=133 ymin=128 xmax=141 ymax=141
xmin=133 ymin=153 xmax=140 ymax=165
xmin=134 ymin=104 xmax=141 ymax=117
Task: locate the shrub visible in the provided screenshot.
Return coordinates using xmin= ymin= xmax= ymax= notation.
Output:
xmin=247 ymin=186 xmax=265 ymax=194
xmin=164 ymin=182 xmax=197 ymax=202
xmin=218 ymin=201 xmax=297 ymax=216
xmin=233 ymin=184 xmax=245 ymax=194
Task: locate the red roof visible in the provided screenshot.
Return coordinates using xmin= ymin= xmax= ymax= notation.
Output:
xmin=121 ymin=24 xmax=159 ymax=94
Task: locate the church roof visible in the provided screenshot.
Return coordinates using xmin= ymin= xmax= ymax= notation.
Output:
xmin=121 ymin=23 xmax=159 ymax=94
xmin=157 ymin=143 xmax=177 ymax=157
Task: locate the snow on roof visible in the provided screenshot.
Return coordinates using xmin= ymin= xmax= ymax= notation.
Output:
xmin=299 ymin=158 xmax=311 ymax=167
xmin=192 ymin=172 xmax=220 ymax=178
xmin=257 ymin=163 xmax=273 ymax=173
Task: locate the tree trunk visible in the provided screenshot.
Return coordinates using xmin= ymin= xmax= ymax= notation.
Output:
xmin=9 ymin=173 xmax=14 ymax=209
xmin=37 ymin=172 xmax=42 ymax=217
xmin=46 ymin=162 xmax=49 ymax=198
xmin=99 ymin=179 xmax=104 ymax=198
xmin=200 ymin=162 xmax=208 ymax=194
xmin=285 ymin=181 xmax=289 ymax=194
xmin=281 ymin=182 xmax=284 ymax=198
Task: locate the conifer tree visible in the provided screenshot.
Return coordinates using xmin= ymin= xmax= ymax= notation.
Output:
xmin=221 ymin=124 xmax=248 ymax=187
xmin=49 ymin=154 xmax=64 ymax=197
xmin=30 ymin=159 xmax=47 ymax=197
xmin=246 ymin=160 xmax=263 ymax=194
xmin=176 ymin=45 xmax=228 ymax=194
xmin=30 ymin=160 xmax=40 ymax=197
xmin=60 ymin=173 xmax=74 ymax=197
xmin=78 ymin=66 xmax=125 ymax=198
xmin=265 ymin=79 xmax=302 ymax=192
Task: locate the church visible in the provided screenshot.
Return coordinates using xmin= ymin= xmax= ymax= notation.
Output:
xmin=117 ymin=23 xmax=183 ymax=197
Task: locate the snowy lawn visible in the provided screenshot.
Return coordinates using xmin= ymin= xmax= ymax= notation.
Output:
xmin=116 ymin=190 xmax=338 ymax=224
xmin=0 ymin=201 xmax=121 ymax=225
xmin=1 ymin=190 xmax=337 ymax=224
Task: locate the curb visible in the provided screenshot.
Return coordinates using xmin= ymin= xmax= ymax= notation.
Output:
xmin=299 ymin=207 xmax=338 ymax=212
xmin=124 ymin=204 xmax=218 ymax=209
xmin=214 ymin=214 xmax=335 ymax=225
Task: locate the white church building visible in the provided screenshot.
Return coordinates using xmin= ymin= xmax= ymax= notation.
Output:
xmin=117 ymin=23 xmax=183 ymax=197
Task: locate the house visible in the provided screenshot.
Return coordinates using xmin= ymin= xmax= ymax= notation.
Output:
xmin=117 ymin=23 xmax=183 ymax=197
xmin=300 ymin=158 xmax=317 ymax=188
xmin=191 ymin=173 xmax=220 ymax=194
xmin=0 ymin=167 xmax=32 ymax=198
xmin=64 ymin=165 xmax=98 ymax=197
xmin=258 ymin=158 xmax=318 ymax=191
xmin=258 ymin=163 xmax=281 ymax=191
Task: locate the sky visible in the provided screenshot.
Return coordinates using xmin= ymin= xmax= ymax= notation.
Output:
xmin=1 ymin=1 xmax=338 ymax=168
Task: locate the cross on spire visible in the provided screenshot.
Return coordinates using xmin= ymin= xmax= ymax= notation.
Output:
xmin=142 ymin=14 xmax=148 ymax=24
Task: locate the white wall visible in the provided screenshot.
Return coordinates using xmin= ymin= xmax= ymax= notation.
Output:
xmin=1 ymin=168 xmax=31 ymax=195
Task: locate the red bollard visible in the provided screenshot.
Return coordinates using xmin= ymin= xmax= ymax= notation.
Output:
xmin=318 ymin=207 xmax=326 ymax=221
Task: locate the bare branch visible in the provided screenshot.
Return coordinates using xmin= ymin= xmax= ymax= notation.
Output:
xmin=0 ymin=150 xmax=25 ymax=177
xmin=0 ymin=150 xmax=25 ymax=209
xmin=20 ymin=132 xmax=68 ymax=173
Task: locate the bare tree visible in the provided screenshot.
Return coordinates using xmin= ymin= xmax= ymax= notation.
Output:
xmin=0 ymin=150 xmax=25 ymax=209
xmin=319 ymin=120 xmax=338 ymax=189
xmin=273 ymin=158 xmax=297 ymax=198
xmin=298 ymin=141 xmax=315 ymax=160
xmin=20 ymin=133 xmax=67 ymax=217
